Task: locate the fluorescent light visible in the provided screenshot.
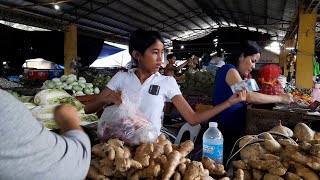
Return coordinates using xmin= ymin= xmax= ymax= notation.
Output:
xmin=286 ymin=47 xmax=295 ymax=50
xmin=54 ymin=4 xmax=60 ymax=10
xmin=181 ymin=45 xmax=184 ymax=49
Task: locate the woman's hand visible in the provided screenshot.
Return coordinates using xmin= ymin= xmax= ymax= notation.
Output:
xmin=279 ymin=93 xmax=293 ymax=104
xmin=227 ymin=90 xmax=247 ymax=105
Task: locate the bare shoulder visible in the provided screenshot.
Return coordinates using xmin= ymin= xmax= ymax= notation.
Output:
xmin=226 ymin=68 xmax=242 ymax=86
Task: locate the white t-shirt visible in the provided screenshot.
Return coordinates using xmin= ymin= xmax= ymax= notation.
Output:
xmin=107 ymin=69 xmax=182 ymax=134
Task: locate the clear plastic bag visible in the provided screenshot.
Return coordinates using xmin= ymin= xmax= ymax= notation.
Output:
xmin=97 ymin=91 xmax=158 ymax=146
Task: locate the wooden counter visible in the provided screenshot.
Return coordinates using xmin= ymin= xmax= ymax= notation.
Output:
xmin=245 ymin=106 xmax=320 ymax=134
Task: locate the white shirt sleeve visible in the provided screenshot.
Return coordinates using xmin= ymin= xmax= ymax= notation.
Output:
xmin=106 ymin=71 xmax=123 ymax=91
xmin=166 ymin=76 xmax=182 ymax=100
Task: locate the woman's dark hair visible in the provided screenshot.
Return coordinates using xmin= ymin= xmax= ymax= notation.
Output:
xmin=129 ymin=29 xmax=164 ymax=64
xmin=225 ymin=40 xmax=261 ymax=67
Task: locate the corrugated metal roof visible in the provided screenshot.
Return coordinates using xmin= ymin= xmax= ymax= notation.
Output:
xmin=0 ymin=0 xmax=304 ymax=46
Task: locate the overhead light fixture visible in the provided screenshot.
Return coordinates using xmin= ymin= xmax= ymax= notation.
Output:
xmin=213 ymin=38 xmax=218 ymax=42
xmin=181 ymin=45 xmax=184 ymax=49
xmin=54 ymin=4 xmax=60 ymax=10
xmin=285 ymin=47 xmax=295 ymax=50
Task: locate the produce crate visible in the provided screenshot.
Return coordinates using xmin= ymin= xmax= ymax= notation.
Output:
xmin=48 ymin=69 xmax=63 ymax=80
xmin=75 ymin=94 xmax=98 ymax=105
xmin=28 ymin=70 xmax=48 ymax=81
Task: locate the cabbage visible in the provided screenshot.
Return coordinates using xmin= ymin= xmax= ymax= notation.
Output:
xmin=83 ymin=88 xmax=92 ymax=95
xmin=23 ymin=102 xmax=37 ymax=110
xmin=75 ymin=91 xmax=85 ymax=96
xmin=79 ymin=83 xmax=86 ymax=88
xmin=47 ymin=82 xmax=56 ymax=89
xmin=31 ymin=104 xmax=57 ymax=121
xmin=85 ymin=83 xmax=93 ymax=88
xmin=60 ymin=75 xmax=68 ymax=82
xmin=78 ymin=79 xmax=86 ymax=84
xmin=72 ymin=85 xmax=83 ymax=91
xmin=55 ymin=81 xmax=63 ymax=86
xmin=34 ymin=89 xmax=71 ymax=105
xmin=94 ymin=87 xmax=100 ymax=94
xmin=64 ymin=85 xmax=72 ymax=90
xmin=52 ymin=78 xmax=60 ymax=82
xmin=70 ymin=81 xmax=78 ymax=86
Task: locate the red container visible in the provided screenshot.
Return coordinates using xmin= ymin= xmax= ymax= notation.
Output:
xmin=28 ymin=70 xmax=49 ymax=81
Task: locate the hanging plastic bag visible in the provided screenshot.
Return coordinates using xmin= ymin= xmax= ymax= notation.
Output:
xmin=97 ymin=91 xmax=158 ymax=146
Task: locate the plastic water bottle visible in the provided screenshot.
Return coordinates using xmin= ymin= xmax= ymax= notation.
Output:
xmin=202 ymin=122 xmax=224 ymax=164
xmin=312 ymin=84 xmax=320 ymax=102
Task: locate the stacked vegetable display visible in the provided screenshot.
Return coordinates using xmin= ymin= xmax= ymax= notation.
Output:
xmin=87 ymin=134 xmax=229 ymax=180
xmin=232 ymin=121 xmax=320 ymax=179
xmin=7 ymin=89 xmax=98 ymax=129
xmin=181 ymin=71 xmax=215 ymax=96
xmin=41 ymin=74 xmax=100 ymax=96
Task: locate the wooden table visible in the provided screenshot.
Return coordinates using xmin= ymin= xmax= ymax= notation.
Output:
xmin=245 ymin=106 xmax=320 ymax=134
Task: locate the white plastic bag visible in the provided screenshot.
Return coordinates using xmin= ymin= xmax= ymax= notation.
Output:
xmin=97 ymin=91 xmax=158 ymax=146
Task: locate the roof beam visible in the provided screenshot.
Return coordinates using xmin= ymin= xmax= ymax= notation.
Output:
xmin=65 ymin=0 xmax=173 ymax=40
xmin=142 ymin=0 xmax=201 ymax=30
xmin=177 ymin=0 xmax=212 ymax=28
xmin=207 ymin=0 xmax=230 ymax=26
xmin=221 ymin=0 xmax=239 ymax=27
xmin=248 ymin=0 xmax=258 ymax=31
xmin=21 ymin=0 xmax=130 ymax=35
xmin=116 ymin=0 xmax=181 ymax=37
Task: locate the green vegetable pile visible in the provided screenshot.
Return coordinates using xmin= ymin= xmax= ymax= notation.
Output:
xmin=41 ymin=74 xmax=100 ymax=96
xmin=92 ymin=75 xmax=112 ymax=90
xmin=181 ymin=71 xmax=215 ymax=96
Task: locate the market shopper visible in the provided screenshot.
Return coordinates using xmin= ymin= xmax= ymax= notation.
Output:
xmin=213 ymin=40 xmax=293 ymax=163
xmin=85 ymin=29 xmax=247 ymax=135
xmin=164 ymin=54 xmax=189 ymax=76
xmin=0 ymin=90 xmax=91 ymax=180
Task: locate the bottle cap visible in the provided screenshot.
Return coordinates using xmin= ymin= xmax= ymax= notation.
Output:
xmin=209 ymin=122 xmax=218 ymax=127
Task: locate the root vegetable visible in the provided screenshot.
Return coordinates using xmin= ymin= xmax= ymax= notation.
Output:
xmin=240 ymin=143 xmax=267 ymax=160
xmin=263 ymin=173 xmax=283 ymax=180
xmin=174 ymin=172 xmax=181 ymax=180
xmin=130 ymin=161 xmax=161 ymax=180
xmin=183 ymin=161 xmax=211 ymax=180
xmin=202 ymin=157 xmax=226 ymax=177
xmin=252 ymin=169 xmax=264 ymax=180
xmin=87 ymin=166 xmax=109 ymax=180
xmin=133 ymin=144 xmax=153 ymax=167
xmin=269 ymin=120 xmax=293 ymax=137
xmin=260 ymin=132 xmax=282 ymax=153
xmin=285 ymin=172 xmax=302 ymax=180
xmin=232 ymin=160 xmax=250 ymax=170
xmin=292 ymin=162 xmax=319 ymax=180
xmin=234 ymin=169 xmax=244 ymax=180
xmin=248 ymin=159 xmax=287 ymax=176
xmin=294 ymin=123 xmax=315 ymax=142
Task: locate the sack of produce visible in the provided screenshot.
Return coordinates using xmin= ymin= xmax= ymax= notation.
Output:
xmin=256 ymin=64 xmax=284 ymax=95
xmin=97 ymin=91 xmax=157 ymax=146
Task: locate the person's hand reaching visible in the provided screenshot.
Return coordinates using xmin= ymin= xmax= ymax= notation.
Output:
xmin=54 ymin=104 xmax=82 ymax=134
xmin=104 ymin=90 xmax=122 ymax=106
xmin=227 ymin=90 xmax=247 ymax=105
xmin=279 ymin=93 xmax=293 ymax=104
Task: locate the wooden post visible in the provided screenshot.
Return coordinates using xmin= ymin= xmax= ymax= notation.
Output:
xmin=296 ymin=7 xmax=316 ymax=88
xmin=64 ymin=24 xmax=77 ymax=75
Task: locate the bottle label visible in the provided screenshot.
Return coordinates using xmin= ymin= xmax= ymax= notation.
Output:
xmin=203 ymin=143 xmax=223 ymax=159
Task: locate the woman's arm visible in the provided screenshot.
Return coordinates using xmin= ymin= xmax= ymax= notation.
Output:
xmin=225 ymin=68 xmax=292 ymax=104
xmin=84 ymin=87 xmax=122 ymax=114
xmin=171 ymin=91 xmax=246 ymax=126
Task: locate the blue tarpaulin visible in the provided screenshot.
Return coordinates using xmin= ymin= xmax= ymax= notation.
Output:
xmin=97 ymin=44 xmax=125 ymax=60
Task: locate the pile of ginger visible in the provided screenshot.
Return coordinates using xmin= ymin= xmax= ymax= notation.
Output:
xmin=87 ymin=134 xmax=229 ymax=180
xmin=233 ymin=121 xmax=320 ymax=180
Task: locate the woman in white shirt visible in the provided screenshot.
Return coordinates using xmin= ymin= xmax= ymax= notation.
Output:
xmin=85 ymin=29 xmax=246 ymax=135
